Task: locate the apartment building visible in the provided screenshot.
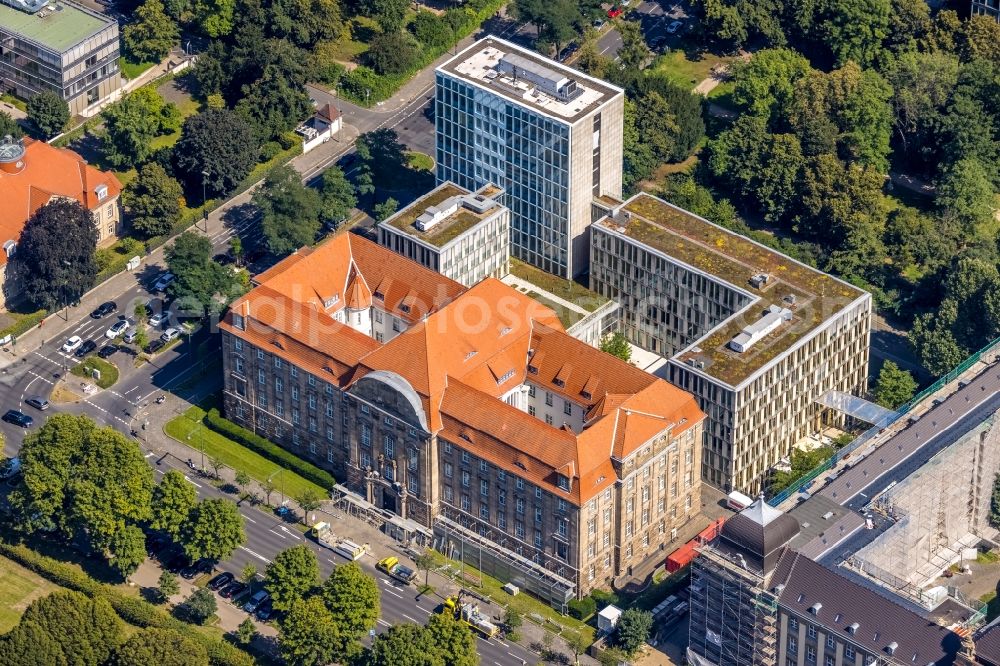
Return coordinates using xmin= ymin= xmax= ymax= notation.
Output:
xmin=0 ymin=134 xmax=121 ymax=308
xmin=589 ymin=194 xmax=871 ymax=494
xmin=376 ymin=181 xmax=510 ymax=288
xmin=0 ymin=0 xmax=120 ymax=115
xmin=435 ymin=36 xmax=624 ymax=279
xmin=219 ymin=233 xmax=705 ymax=604
xmin=971 ymin=0 xmax=999 ymax=20
xmin=687 ymin=499 xmax=966 ymax=666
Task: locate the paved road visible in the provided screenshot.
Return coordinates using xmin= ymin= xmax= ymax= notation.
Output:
xmin=594 ymin=0 xmax=691 ymax=61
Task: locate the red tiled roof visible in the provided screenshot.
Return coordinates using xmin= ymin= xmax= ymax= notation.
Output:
xmin=0 ymin=138 xmax=122 ymax=266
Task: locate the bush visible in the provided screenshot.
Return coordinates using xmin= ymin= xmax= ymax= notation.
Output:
xmin=276 ymin=131 xmax=297 ymax=151
xmin=568 ymin=596 xmax=596 ymax=620
xmin=0 ymin=309 xmax=47 ymax=341
xmin=590 ymin=589 xmax=620 ymax=609
xmin=260 ymin=141 xmax=283 ymax=161
xmin=203 ymin=408 xmax=336 ymax=490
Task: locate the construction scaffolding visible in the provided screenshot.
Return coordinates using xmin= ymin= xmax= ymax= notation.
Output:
xmin=688 ymin=546 xmax=779 ymax=666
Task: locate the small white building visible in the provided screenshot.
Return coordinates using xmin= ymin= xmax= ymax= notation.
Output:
xmin=296 ymin=103 xmax=343 ymax=153
xmin=598 ymin=604 xmax=623 ymax=634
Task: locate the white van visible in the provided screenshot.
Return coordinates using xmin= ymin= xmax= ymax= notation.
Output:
xmin=727 ymin=490 xmax=754 ymax=511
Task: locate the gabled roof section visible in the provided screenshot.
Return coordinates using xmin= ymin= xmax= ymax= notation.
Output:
xmin=345 ymin=263 xmax=372 ymax=310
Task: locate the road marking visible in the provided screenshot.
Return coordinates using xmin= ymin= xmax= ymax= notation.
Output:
xmin=242 ymin=514 xmax=257 ymax=524
xmin=401 ymin=613 xmax=418 ymax=623
xmin=183 ymin=475 xmax=203 ymax=488
xmin=382 ymin=587 xmax=403 ymax=600
xmin=495 ymin=661 xmax=503 ymax=666
xmin=270 ymin=529 xmax=287 ymax=539
xmin=506 ymin=652 xmax=522 ymax=661
xmin=144 ymin=452 xmax=154 ymax=458
xmin=280 ymin=526 xmax=302 ymax=540
xmin=377 ymin=619 xmax=390 ymax=627
xmin=239 ymin=546 xmax=271 ymax=564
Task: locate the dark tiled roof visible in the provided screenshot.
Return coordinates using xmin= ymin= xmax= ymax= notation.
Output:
xmin=976 ymin=619 xmax=1000 ymax=666
xmin=720 ymin=499 xmax=800 ymax=572
xmin=772 ymin=550 xmax=961 ymax=665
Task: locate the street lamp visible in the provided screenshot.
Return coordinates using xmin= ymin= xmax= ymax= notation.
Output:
xmin=365 ymin=88 xmax=370 ymax=105
xmin=59 ymin=259 xmax=72 ymax=320
xmin=201 ymin=170 xmax=210 ymax=232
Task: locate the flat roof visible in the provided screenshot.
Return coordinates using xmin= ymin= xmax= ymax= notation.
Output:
xmin=438 ymin=36 xmax=622 ymax=124
xmin=598 ymin=193 xmax=867 ymax=387
xmin=0 ymin=0 xmax=112 ymax=53
xmin=381 ymin=182 xmax=504 ymax=248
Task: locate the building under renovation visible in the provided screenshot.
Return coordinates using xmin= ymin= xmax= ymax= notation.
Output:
xmin=847 ymin=414 xmax=1000 ymax=595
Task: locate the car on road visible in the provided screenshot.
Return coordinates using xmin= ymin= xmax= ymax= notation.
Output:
xmin=144 ymin=339 xmax=165 ymax=354
xmin=208 ymin=572 xmax=235 ymax=591
xmin=180 ymin=562 xmax=200 ymax=579
xmin=152 ymin=272 xmax=174 ymax=292
xmin=24 ymin=396 xmax=49 ymax=411
xmin=106 ymin=319 xmax=130 ymax=338
xmin=160 ymin=327 xmax=180 ymax=343
xmin=220 ymin=581 xmax=247 ymax=600
xmin=62 ymin=336 xmax=82 ymax=353
xmin=666 ymin=20 xmax=683 ymax=33
xmin=243 ymin=590 xmax=269 ymax=613
xmin=2 ymin=410 xmax=32 ymax=428
xmin=255 ymin=600 xmax=273 ymax=621
xmin=75 ymin=340 xmax=97 ymax=357
xmin=90 ymin=301 xmax=117 ymax=319
xmin=607 ymin=6 xmax=623 ymax=18
xmin=97 ymin=345 xmax=117 ymax=359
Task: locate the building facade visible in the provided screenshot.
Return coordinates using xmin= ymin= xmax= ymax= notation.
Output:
xmin=219 ymin=233 xmax=705 ymax=603
xmin=589 ymin=194 xmax=871 ymax=494
xmin=688 ymin=499 xmax=968 ymax=666
xmin=0 ymin=135 xmax=121 ymax=308
xmin=376 ymin=181 xmax=510 ymax=288
xmin=435 ymin=36 xmax=624 ymax=279
xmin=971 ymin=0 xmax=999 ymax=20
xmin=0 ymin=0 xmax=121 ymax=115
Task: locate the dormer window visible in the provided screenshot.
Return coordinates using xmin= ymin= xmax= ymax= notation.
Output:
xmin=500 ymin=326 xmax=512 ymax=336
xmin=373 ymin=291 xmax=384 ymax=300
xmin=2 ymin=240 xmax=15 ymax=259
xmin=400 ymin=303 xmax=410 ymax=313
xmin=527 ymin=365 xmax=538 ymax=375
xmin=232 ymin=314 xmax=245 ymax=330
xmin=496 ymin=369 xmax=515 ymax=385
xmin=95 ymin=184 xmax=108 ymax=201
xmin=323 ymin=294 xmax=339 ymax=308
xmin=581 ymin=390 xmax=591 ymax=400
xmin=556 ymin=475 xmax=569 ymax=491
xmin=553 ymin=378 xmax=564 ymax=387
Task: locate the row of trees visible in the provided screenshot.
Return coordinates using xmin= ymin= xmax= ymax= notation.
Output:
xmin=0 ymin=591 xmax=212 ymax=666
xmin=7 ymin=414 xmax=246 ymax=579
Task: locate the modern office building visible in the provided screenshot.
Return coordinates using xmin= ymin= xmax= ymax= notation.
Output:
xmin=219 ymin=232 xmax=705 ymax=603
xmin=589 ymin=193 xmax=871 ymax=494
xmin=971 ymin=0 xmax=999 ymax=20
xmin=687 ymin=498 xmax=969 ymax=666
xmin=435 ymin=36 xmax=624 ymax=279
xmin=0 ymin=134 xmax=121 ymax=308
xmin=0 ymin=0 xmax=121 ymax=115
xmin=376 ymin=181 xmax=510 ymax=288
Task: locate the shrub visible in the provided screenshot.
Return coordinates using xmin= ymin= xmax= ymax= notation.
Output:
xmin=590 ymin=589 xmax=619 ymax=609
xmin=203 ymin=408 xmax=336 ymax=490
xmin=568 ymin=596 xmax=596 ymax=620
xmin=276 ymin=131 xmax=297 ymax=151
xmin=260 ymin=141 xmax=283 ymax=161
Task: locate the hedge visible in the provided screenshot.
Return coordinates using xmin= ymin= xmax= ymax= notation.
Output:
xmin=0 ymin=309 xmax=46 ymax=341
xmin=0 ymin=540 xmax=254 ymax=666
xmin=204 ymin=407 xmax=335 ymax=490
xmin=567 ymin=595 xmax=596 ymax=620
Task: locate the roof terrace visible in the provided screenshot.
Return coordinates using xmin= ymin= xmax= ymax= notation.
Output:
xmin=601 ymin=193 xmax=867 ymax=386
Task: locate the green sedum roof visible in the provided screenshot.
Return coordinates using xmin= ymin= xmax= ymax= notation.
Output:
xmin=0 ymin=0 xmax=111 ymax=53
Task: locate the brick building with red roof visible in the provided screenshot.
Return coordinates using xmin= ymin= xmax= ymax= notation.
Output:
xmin=219 ymin=232 xmax=705 ymax=602
xmin=0 ymin=135 xmax=122 ymax=308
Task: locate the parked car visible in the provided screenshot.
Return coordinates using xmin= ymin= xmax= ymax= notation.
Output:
xmin=255 ymin=600 xmax=274 ymax=621
xmin=243 ymin=590 xmax=269 ymax=613
xmin=220 ymin=581 xmax=247 ymax=600
xmin=122 ymin=329 xmax=138 ymax=344
xmin=24 ymin=396 xmax=48 ymax=411
xmin=607 ymin=6 xmax=623 ymax=18
xmin=2 ymin=410 xmax=32 ymax=428
xmin=160 ymin=327 xmax=180 ymax=343
xmin=650 ymin=35 xmax=667 ymax=50
xmin=75 ymin=340 xmax=97 ymax=357
xmin=180 ymin=563 xmax=200 ymax=579
xmin=98 ymin=344 xmax=118 ymax=359
xmin=144 ymin=339 xmax=165 ymax=354
xmin=593 ymin=18 xmax=606 ymax=28
xmin=148 ymin=312 xmax=168 ymax=327
xmin=208 ymin=572 xmax=235 ymax=591
xmin=152 ymin=272 xmax=174 ymax=292
xmin=106 ymin=319 xmax=130 ymax=338
xmin=62 ymin=336 xmax=82 ymax=353
xmin=666 ymin=20 xmax=683 ymax=33
xmin=90 ymin=301 xmax=117 ymax=319
xmin=0 ymin=456 xmax=21 ymax=478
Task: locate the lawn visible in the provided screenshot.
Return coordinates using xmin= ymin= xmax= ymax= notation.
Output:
xmin=119 ymin=58 xmax=156 ymax=81
xmin=164 ymin=406 xmax=327 ymax=501
xmin=509 ymin=258 xmax=608 ymax=313
xmin=71 ymin=356 xmax=119 ymax=389
xmin=0 ymin=554 xmax=59 ymax=633
xmin=406 ymin=151 xmax=434 ymax=172
xmin=648 ymin=49 xmax=734 ymax=90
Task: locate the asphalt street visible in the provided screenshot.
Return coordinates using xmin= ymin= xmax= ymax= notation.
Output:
xmin=593 ymin=0 xmax=692 ymax=61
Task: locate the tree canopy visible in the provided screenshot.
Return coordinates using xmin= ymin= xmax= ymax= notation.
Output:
xmin=322 ymin=562 xmax=380 ymax=637
xmin=151 ymin=469 xmax=198 ymax=538
xmin=101 ymin=88 xmax=182 ymax=169
xmin=174 ymin=109 xmax=260 ymax=197
xmin=26 ymin=91 xmax=69 ymax=139
xmin=255 ymin=165 xmax=322 ymax=255
xmin=179 ymin=498 xmax=246 ymax=562
xmin=109 ymin=627 xmax=209 ymax=666
xmin=123 ymin=0 xmax=179 ymax=62
xmin=873 ymin=361 xmax=918 ymax=408
xmin=17 ymin=199 xmax=98 ymax=310
xmin=125 ymin=162 xmax=184 ymax=238
xmin=265 ymin=544 xmax=320 ymax=611
xmin=279 ymin=596 xmax=347 ymax=666
xmin=165 ymin=231 xmax=244 ymax=314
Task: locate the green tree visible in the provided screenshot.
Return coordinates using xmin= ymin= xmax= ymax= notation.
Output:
xmin=279 ymin=596 xmax=347 ymax=666
xmin=633 ymin=91 xmax=679 ymax=166
xmin=614 ymin=608 xmax=653 ymax=656
xmin=0 ymin=618 xmax=67 ymax=665
xmin=165 ymin=231 xmax=235 ymax=315
xmin=936 ymin=158 xmax=996 ymax=232
xmin=19 ymin=590 xmax=122 ymax=666
xmin=817 ymin=0 xmax=890 ymax=67
xmin=242 ymin=562 xmax=258 ymax=584
xmin=617 ymin=20 xmax=649 ymax=71
xmin=322 ymin=561 xmax=380 ymax=637
xmin=110 ymin=627 xmax=209 ymax=666
xmin=367 ymin=31 xmax=420 ymax=76
xmin=174 ymin=109 xmax=260 ymax=197
xmin=192 ymin=0 xmax=234 ymax=36
xmin=410 ymin=10 xmax=452 ymax=48
xmin=425 ymin=612 xmax=478 ymax=666
xmin=125 ymin=162 xmax=184 ymax=238
xmin=599 ymin=332 xmax=632 ymax=362
xmin=182 ymin=588 xmax=217 ymax=625
xmin=260 ymin=477 xmax=277 ymax=506
xmin=873 ymin=361 xmax=918 ymax=408
xmin=124 ymin=0 xmax=179 ymax=63
xmin=0 ymin=110 xmax=22 ymax=138
xmin=265 ymin=544 xmax=320 ymax=611
xmin=566 ymin=631 xmax=591 ymax=666
xmin=909 ymin=310 xmax=967 ymax=377
xmin=414 ymin=549 xmax=441 ymax=588
xmin=362 ymin=0 xmax=408 ymax=32
xmin=255 ymin=165 xmax=322 ymax=255
xmin=268 ymin=0 xmax=342 ymax=47
xmin=234 ymin=39 xmax=313 ymax=140
xmin=151 ymin=469 xmax=198 ymax=538
xmin=26 ymin=90 xmax=69 ymax=138
xmin=295 ymin=488 xmax=324 ymax=522
xmin=179 ymin=498 xmax=246 ymax=562
xmin=110 ymin=524 xmax=147 ymax=579
xmin=17 ymin=199 xmax=98 ymax=310
xmin=962 ymin=15 xmax=1000 ymax=64
xmin=320 ymin=166 xmax=356 ymax=227
xmin=373 ymin=197 xmax=399 ymax=222
xmin=235 ymin=469 xmax=251 ymax=497
xmin=236 ymin=617 xmax=257 ymax=645
xmin=158 ymin=570 xmax=180 ymax=602
xmin=884 ymin=51 xmax=958 ymax=164
xmin=101 ymin=88 xmax=181 ymax=168
xmin=885 ymin=0 xmax=931 ymax=53
xmin=731 ymin=48 xmax=812 ymax=121
xmin=365 ymin=623 xmax=439 ymax=666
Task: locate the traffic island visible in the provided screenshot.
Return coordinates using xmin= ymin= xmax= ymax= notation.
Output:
xmin=70 ymin=356 xmax=119 ymax=389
